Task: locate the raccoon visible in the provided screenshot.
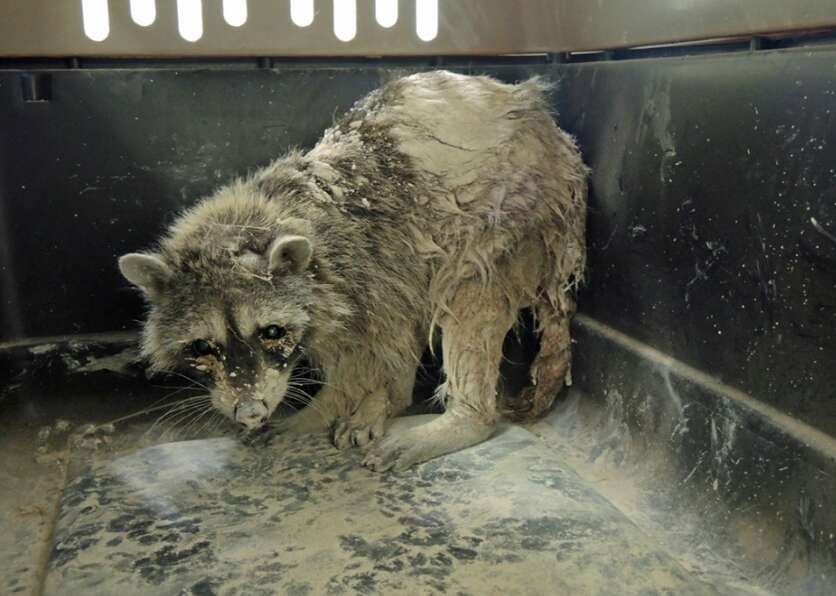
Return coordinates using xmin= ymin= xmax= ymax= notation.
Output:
xmin=118 ymin=71 xmax=588 ymax=471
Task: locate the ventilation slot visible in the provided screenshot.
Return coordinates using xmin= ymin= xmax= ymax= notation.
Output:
xmin=416 ymin=0 xmax=438 ymax=42
xmin=130 ymin=0 xmax=156 ymax=27
xmin=177 ymin=0 xmax=204 ymax=42
xmin=375 ymin=0 xmax=398 ymax=28
xmin=81 ymin=0 xmax=110 ymax=42
xmin=223 ymin=0 xmax=248 ymax=27
xmin=290 ymin=0 xmax=315 ymax=28
xmin=333 ymin=0 xmax=357 ymax=43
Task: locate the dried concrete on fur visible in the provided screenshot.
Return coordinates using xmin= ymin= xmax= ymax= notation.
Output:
xmin=119 ymin=71 xmax=587 ymax=470
xmin=44 ymin=421 xmax=719 ymax=596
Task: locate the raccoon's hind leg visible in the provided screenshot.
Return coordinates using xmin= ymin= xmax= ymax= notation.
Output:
xmin=507 ymin=293 xmax=575 ymax=420
xmin=363 ymin=282 xmax=516 ymax=472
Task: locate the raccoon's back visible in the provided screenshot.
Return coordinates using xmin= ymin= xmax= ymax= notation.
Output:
xmin=365 ymin=71 xmax=564 ymax=200
xmin=303 ymin=71 xmax=587 ymax=296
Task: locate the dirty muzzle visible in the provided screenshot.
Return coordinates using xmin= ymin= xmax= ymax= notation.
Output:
xmin=234 ymin=400 xmax=269 ymax=430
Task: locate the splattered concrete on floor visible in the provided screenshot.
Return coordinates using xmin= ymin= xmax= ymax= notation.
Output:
xmin=2 ymin=390 xmax=773 ymax=596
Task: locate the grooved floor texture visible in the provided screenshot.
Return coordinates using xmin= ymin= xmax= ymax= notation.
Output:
xmin=41 ymin=422 xmax=717 ymax=595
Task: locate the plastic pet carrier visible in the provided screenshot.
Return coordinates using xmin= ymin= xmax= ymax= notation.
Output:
xmin=1 ymin=2 xmax=835 ymax=595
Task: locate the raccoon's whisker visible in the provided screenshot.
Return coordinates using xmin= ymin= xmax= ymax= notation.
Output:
xmin=149 ymin=395 xmax=212 ymax=418
xmin=283 ymin=388 xmax=330 ymax=419
xmin=280 ymin=402 xmax=330 ymax=426
xmin=280 ymin=397 xmax=312 ymax=412
xmin=168 ymin=409 xmax=203 ymax=437
xmin=284 ymin=386 xmax=313 ymax=399
xmin=289 ymin=365 xmax=323 ymax=375
xmin=285 ymin=384 xmax=312 ymax=396
xmin=181 ymin=405 xmax=216 ymax=437
xmin=287 ymin=383 xmax=318 ymax=395
xmin=284 ymin=386 xmax=315 ymax=404
xmin=195 ymin=411 xmax=223 ymax=437
xmin=165 ymin=394 xmax=212 ymax=404
xmin=288 ymin=377 xmax=340 ymax=392
xmin=283 ymin=397 xmax=313 ymax=412
xmin=151 ymin=384 xmax=206 ymax=391
xmin=107 ymin=401 xmax=191 ymax=427
xmin=208 ymin=413 xmax=232 ymax=436
xmin=148 ymin=386 xmax=209 ymax=401
xmin=148 ymin=405 xmax=209 ymax=437
xmin=167 ymin=371 xmax=213 ymax=392
xmin=158 ymin=406 xmax=209 ymax=440
xmin=106 ymin=393 xmax=210 ymax=426
xmin=176 ymin=402 xmax=210 ymax=429
xmin=288 ymin=382 xmax=318 ymax=389
xmin=287 ymin=375 xmax=326 ymax=387
xmin=145 ymin=398 xmax=211 ymax=437
xmin=157 ymin=398 xmax=212 ymax=420
xmin=287 ymin=374 xmax=319 ymax=383
xmin=142 ymin=385 xmax=207 ymax=405
xmin=209 ymin=414 xmax=226 ymax=434
xmin=285 ymin=397 xmax=320 ymax=413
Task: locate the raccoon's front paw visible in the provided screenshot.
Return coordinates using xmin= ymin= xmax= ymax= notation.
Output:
xmin=331 ymin=416 xmax=384 ymax=450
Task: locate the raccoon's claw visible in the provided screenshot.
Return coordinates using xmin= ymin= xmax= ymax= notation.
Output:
xmin=331 ymin=417 xmax=383 ymax=450
xmin=362 ymin=432 xmax=423 ymax=472
xmin=361 ymin=446 xmax=398 ymax=472
xmin=362 ymin=427 xmax=434 ymax=472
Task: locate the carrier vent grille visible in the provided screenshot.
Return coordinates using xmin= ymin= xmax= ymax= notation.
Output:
xmin=82 ymin=0 xmax=439 ymax=44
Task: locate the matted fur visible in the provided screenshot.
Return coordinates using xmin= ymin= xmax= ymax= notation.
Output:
xmin=119 ymin=71 xmax=588 ymax=470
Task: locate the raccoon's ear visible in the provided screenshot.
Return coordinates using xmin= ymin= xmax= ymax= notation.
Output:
xmin=118 ymin=253 xmax=173 ymax=297
xmin=268 ymin=235 xmax=312 ymax=274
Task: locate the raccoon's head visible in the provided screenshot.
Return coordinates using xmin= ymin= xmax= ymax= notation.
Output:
xmin=118 ymin=198 xmax=320 ymax=431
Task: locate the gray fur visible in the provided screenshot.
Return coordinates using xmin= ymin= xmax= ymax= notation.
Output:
xmin=119 ymin=71 xmax=588 ymax=470
xmin=118 ymin=253 xmax=172 ymax=297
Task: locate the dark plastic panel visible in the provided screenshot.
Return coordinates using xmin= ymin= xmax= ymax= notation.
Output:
xmin=1 ymin=49 xmax=834 ymax=435
xmin=556 ymin=48 xmax=836 ymax=435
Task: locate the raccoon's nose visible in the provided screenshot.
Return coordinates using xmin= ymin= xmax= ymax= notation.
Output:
xmin=234 ymin=400 xmax=269 ymax=429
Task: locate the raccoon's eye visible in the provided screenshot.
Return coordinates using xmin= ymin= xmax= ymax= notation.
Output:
xmin=260 ymin=325 xmax=287 ymax=340
xmin=191 ymin=339 xmax=214 ymax=357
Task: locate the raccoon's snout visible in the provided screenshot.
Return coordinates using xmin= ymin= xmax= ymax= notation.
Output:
xmin=234 ymin=400 xmax=269 ymax=429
